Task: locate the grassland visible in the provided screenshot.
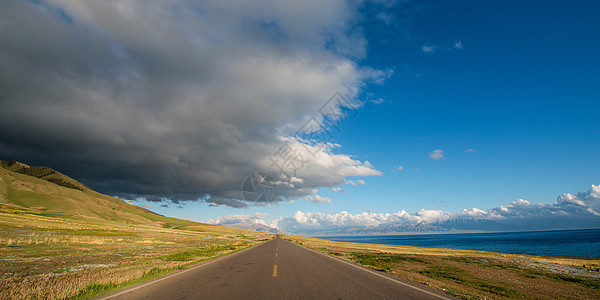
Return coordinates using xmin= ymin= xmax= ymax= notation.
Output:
xmin=0 ymin=211 xmax=272 ymax=299
xmin=283 ymin=235 xmax=600 ymax=299
xmin=0 ymin=161 xmax=273 ymax=299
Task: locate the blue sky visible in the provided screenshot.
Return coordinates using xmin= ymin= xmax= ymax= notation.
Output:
xmin=331 ymin=0 xmax=600 ymax=211
xmin=1 ymin=0 xmax=599 ymax=234
xmin=140 ymin=0 xmax=600 ymax=228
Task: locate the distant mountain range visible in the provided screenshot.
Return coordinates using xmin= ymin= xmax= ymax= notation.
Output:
xmin=294 ymin=215 xmax=600 ymax=236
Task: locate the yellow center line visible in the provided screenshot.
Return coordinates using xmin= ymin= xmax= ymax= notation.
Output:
xmin=272 ymin=264 xmax=277 ymax=277
xmin=275 ymin=252 xmax=278 ymax=258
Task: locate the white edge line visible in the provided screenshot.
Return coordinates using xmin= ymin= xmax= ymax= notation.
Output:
xmin=97 ymin=240 xmax=271 ymax=299
xmin=287 ymin=240 xmax=454 ymax=300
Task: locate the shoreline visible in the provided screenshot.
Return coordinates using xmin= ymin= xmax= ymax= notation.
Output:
xmin=313 ymin=227 xmax=600 ymax=258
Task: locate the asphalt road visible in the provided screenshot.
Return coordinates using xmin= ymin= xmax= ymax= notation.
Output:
xmin=97 ymin=236 xmax=455 ymax=299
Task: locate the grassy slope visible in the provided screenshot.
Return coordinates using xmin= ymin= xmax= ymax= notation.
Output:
xmin=0 ymin=160 xmax=199 ymax=227
xmin=283 ymin=235 xmax=600 ymax=299
xmin=0 ymin=161 xmax=272 ymax=299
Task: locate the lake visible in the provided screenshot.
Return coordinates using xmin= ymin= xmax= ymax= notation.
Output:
xmin=319 ymin=228 xmax=600 ymax=257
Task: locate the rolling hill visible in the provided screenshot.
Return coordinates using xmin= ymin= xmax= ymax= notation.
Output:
xmin=0 ymin=159 xmax=207 ymax=228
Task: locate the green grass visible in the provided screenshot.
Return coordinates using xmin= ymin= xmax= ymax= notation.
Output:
xmin=67 ymin=267 xmax=176 ymax=300
xmin=419 ymin=266 xmax=527 ymax=298
xmin=444 ymin=256 xmax=521 ymax=271
xmin=49 ymin=229 xmax=137 ymax=236
xmin=548 ymin=274 xmax=600 ymax=289
xmin=349 ymin=252 xmax=428 ymax=273
xmin=351 ymin=252 xmax=428 ymax=265
xmin=45 ymin=177 xmax=84 ymax=190
xmin=69 ymin=282 xmax=119 ymax=300
xmin=160 ymin=244 xmax=240 ymax=261
xmin=419 ymin=266 xmax=467 ymax=283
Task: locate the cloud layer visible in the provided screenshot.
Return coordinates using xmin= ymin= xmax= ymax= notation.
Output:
xmin=208 ymin=213 xmax=271 ymax=227
xmin=0 ymin=0 xmax=389 ymax=206
xmin=217 ymin=185 xmax=600 ymax=234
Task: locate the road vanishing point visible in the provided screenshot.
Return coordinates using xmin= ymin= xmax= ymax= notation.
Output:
xmin=97 ymin=236 xmax=455 ymax=299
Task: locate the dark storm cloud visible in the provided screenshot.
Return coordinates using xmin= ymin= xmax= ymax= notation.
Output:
xmin=0 ymin=0 xmax=390 ymax=206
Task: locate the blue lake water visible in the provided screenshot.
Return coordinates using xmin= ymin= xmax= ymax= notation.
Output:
xmin=319 ymin=228 xmax=600 ymax=257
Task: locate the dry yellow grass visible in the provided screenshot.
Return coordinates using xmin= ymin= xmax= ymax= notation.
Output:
xmin=0 ymin=212 xmax=272 ymax=299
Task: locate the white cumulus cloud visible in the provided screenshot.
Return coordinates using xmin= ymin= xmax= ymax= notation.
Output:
xmin=332 ymin=187 xmax=345 ymax=193
xmin=305 ymin=195 xmax=333 ymax=204
xmin=421 ymin=45 xmax=435 ymax=53
xmin=429 ymin=149 xmax=445 ymax=160
xmin=272 ymin=185 xmax=600 ymax=234
xmin=208 ymin=213 xmax=271 ymax=226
